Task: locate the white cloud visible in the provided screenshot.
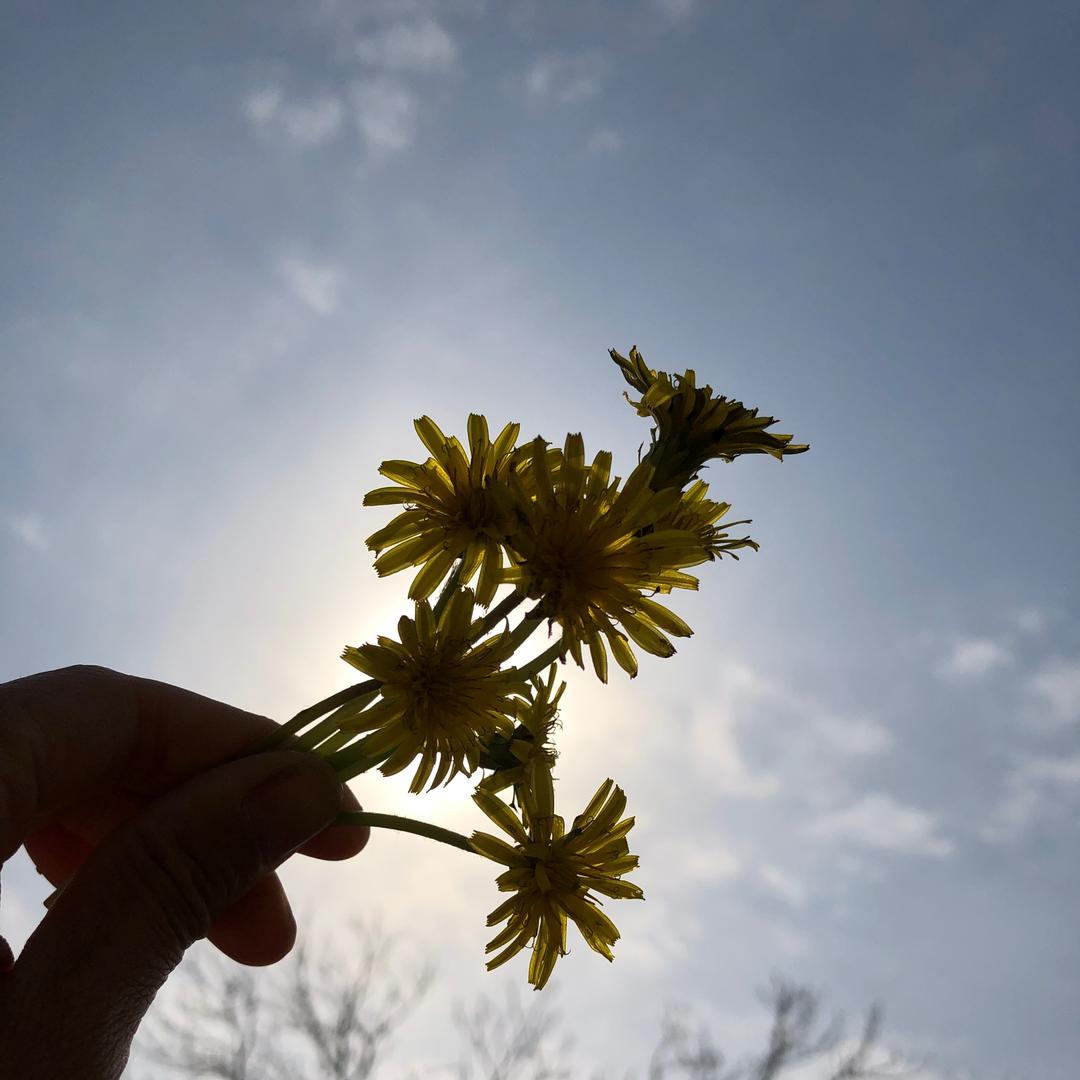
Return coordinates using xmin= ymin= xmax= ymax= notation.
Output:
xmin=355 ymin=17 xmax=457 ymax=73
xmin=938 ymin=637 xmax=1011 ymax=680
xmin=277 ymin=257 xmax=345 ymax=315
xmin=811 ymin=714 xmax=893 ymax=757
xmin=654 ymin=0 xmax=697 ymax=21
xmin=242 ymin=86 xmax=344 ymax=148
xmin=1015 ymin=607 xmax=1047 ymax=634
xmin=671 ymin=842 xmax=742 ymax=884
xmin=758 ymin=864 xmax=807 ymax=908
xmin=687 ymin=700 xmax=780 ymax=800
xmin=984 ymin=752 xmax=1080 ymax=841
xmin=351 ymin=78 xmax=417 ymax=156
xmin=242 ymin=85 xmax=282 ymax=125
xmin=525 ymin=52 xmax=607 ymax=105
xmin=5 ymin=511 xmax=49 ymax=551
xmin=586 ymin=127 xmax=623 ymax=154
xmin=278 ymin=96 xmax=345 ymax=146
xmin=808 ymin=794 xmax=953 ymax=857
xmin=1028 ymin=658 xmax=1080 ymax=725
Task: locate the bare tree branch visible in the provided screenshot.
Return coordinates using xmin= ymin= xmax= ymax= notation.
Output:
xmin=454 ymin=989 xmax=574 ymax=1080
xmin=136 ymin=920 xmax=431 ymax=1080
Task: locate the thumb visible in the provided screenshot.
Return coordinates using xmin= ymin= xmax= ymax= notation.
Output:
xmin=1 ymin=750 xmax=342 ymax=1080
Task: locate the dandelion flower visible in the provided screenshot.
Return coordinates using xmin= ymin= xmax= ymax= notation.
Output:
xmin=364 ymin=414 xmax=523 ymax=605
xmin=477 ymin=664 xmax=563 ymax=800
xmin=341 ymin=588 xmax=528 ymax=792
xmin=504 ymin=435 xmax=706 ymax=680
xmin=652 ymin=479 xmax=759 ymax=575
xmin=610 ymin=346 xmax=808 ymax=490
xmin=470 ymin=778 xmax=643 ymax=990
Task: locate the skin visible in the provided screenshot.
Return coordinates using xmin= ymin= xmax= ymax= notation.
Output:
xmin=0 ymin=665 xmax=370 ymax=1080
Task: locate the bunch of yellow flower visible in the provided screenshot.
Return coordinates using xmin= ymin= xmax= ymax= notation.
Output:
xmin=264 ymin=347 xmax=805 ymax=989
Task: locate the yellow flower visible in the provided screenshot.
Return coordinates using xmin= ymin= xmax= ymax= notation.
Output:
xmin=477 ymin=664 xmax=563 ymax=799
xmin=364 ymin=414 xmax=522 ymax=606
xmin=651 ymin=479 xmax=759 ymax=579
xmin=341 ymin=588 xmax=528 ymax=792
xmin=504 ymin=434 xmax=707 ymax=681
xmin=470 ymin=778 xmax=643 ymax=990
xmin=610 ymin=346 xmax=808 ymax=490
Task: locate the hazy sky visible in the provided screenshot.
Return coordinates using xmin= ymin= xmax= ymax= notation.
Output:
xmin=2 ymin=1 xmax=1079 ymax=1077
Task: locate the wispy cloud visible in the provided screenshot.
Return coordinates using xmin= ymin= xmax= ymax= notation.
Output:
xmin=355 ymin=16 xmax=457 ymax=73
xmin=525 ymin=51 xmax=608 ymax=105
xmin=758 ymin=864 xmax=808 ymax=908
xmin=654 ymin=0 xmax=698 ymax=22
xmin=1015 ymin=606 xmax=1048 ymax=635
xmin=276 ymin=256 xmax=345 ymax=315
xmin=811 ymin=714 xmax=894 ymax=757
xmin=4 ymin=511 xmax=50 ymax=552
xmin=670 ymin=840 xmax=742 ymax=884
xmin=687 ymin=694 xmax=780 ymax=799
xmin=938 ymin=637 xmax=1011 ymax=680
xmin=983 ymin=752 xmax=1080 ymax=842
xmin=586 ymin=127 xmax=623 ymax=154
xmin=351 ymin=78 xmax=418 ymax=157
xmin=242 ymin=85 xmax=282 ymax=125
xmin=241 ymin=86 xmax=344 ymax=148
xmin=808 ymin=793 xmax=953 ymax=857
xmin=1028 ymin=657 xmax=1080 ymax=725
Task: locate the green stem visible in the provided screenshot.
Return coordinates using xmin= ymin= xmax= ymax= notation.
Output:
xmin=503 ymin=607 xmax=546 ymax=655
xmin=432 ymin=557 xmax=466 ymax=621
xmin=255 ymin=679 xmax=380 ymax=753
xmin=513 ymin=637 xmax=567 ymax=681
xmin=469 ymin=590 xmax=525 ymax=642
xmin=324 ymin=734 xmax=399 ymax=780
xmin=337 ymin=811 xmax=476 ymax=854
xmin=313 ymin=728 xmax=358 ymax=756
xmin=293 ymin=690 xmax=380 ymax=753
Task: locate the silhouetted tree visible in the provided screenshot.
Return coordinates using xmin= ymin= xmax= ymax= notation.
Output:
xmin=136 ymin=921 xmax=432 ymax=1080
xmin=647 ymin=977 xmax=911 ymax=1080
xmin=135 ymin=930 xmax=917 ymax=1080
xmin=453 ymin=990 xmax=574 ymax=1080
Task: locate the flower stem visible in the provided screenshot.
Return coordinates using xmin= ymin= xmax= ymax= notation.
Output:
xmin=325 ymin=735 xmax=385 ymax=779
xmin=469 ymin=590 xmax=525 ymax=642
xmin=293 ymin=690 xmax=380 ymax=753
xmin=432 ymin=557 xmax=466 ymax=621
xmin=255 ymin=679 xmax=380 ymax=753
xmin=514 ymin=637 xmax=567 ymax=681
xmin=503 ymin=607 xmax=546 ymax=655
xmin=337 ymin=811 xmax=476 ymax=854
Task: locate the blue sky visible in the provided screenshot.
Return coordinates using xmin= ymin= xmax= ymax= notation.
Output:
xmin=2 ymin=1 xmax=1079 ymax=1076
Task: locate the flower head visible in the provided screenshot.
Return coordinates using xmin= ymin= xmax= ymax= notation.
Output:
xmin=651 ymin=479 xmax=759 ymax=579
xmin=610 ymin=346 xmax=808 ymax=490
xmin=364 ymin=414 xmax=522 ymax=605
xmin=504 ymin=434 xmax=706 ymax=680
xmin=341 ymin=588 xmax=528 ymax=792
xmin=470 ymin=778 xmax=643 ymax=990
xmin=477 ymin=664 xmax=563 ymax=800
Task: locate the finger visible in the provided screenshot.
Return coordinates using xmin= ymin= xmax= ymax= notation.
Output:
xmin=24 ymin=821 xmax=90 ymax=887
xmin=30 ymin=786 xmax=369 ymax=870
xmin=0 ymin=665 xmax=372 ymax=863
xmin=207 ymin=873 xmax=296 ymax=966
xmin=0 ymin=665 xmax=272 ymax=861
xmin=298 ymin=777 xmax=370 ymax=858
xmin=23 ymin=824 xmax=299 ymax=966
xmin=24 ymin=802 xmax=366 ymax=964
xmin=2 ymin=750 xmax=342 ymax=1080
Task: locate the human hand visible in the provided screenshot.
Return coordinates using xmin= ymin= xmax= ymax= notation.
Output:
xmin=0 ymin=665 xmax=369 ymax=1080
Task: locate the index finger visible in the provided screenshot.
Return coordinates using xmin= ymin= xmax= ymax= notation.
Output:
xmin=0 ymin=665 xmax=368 ymax=864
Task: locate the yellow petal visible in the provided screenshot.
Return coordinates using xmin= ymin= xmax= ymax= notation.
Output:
xmin=414 ymin=415 xmax=449 ymax=461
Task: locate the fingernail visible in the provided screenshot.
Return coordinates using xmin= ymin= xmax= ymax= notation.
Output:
xmin=241 ymin=755 xmax=343 ymax=867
